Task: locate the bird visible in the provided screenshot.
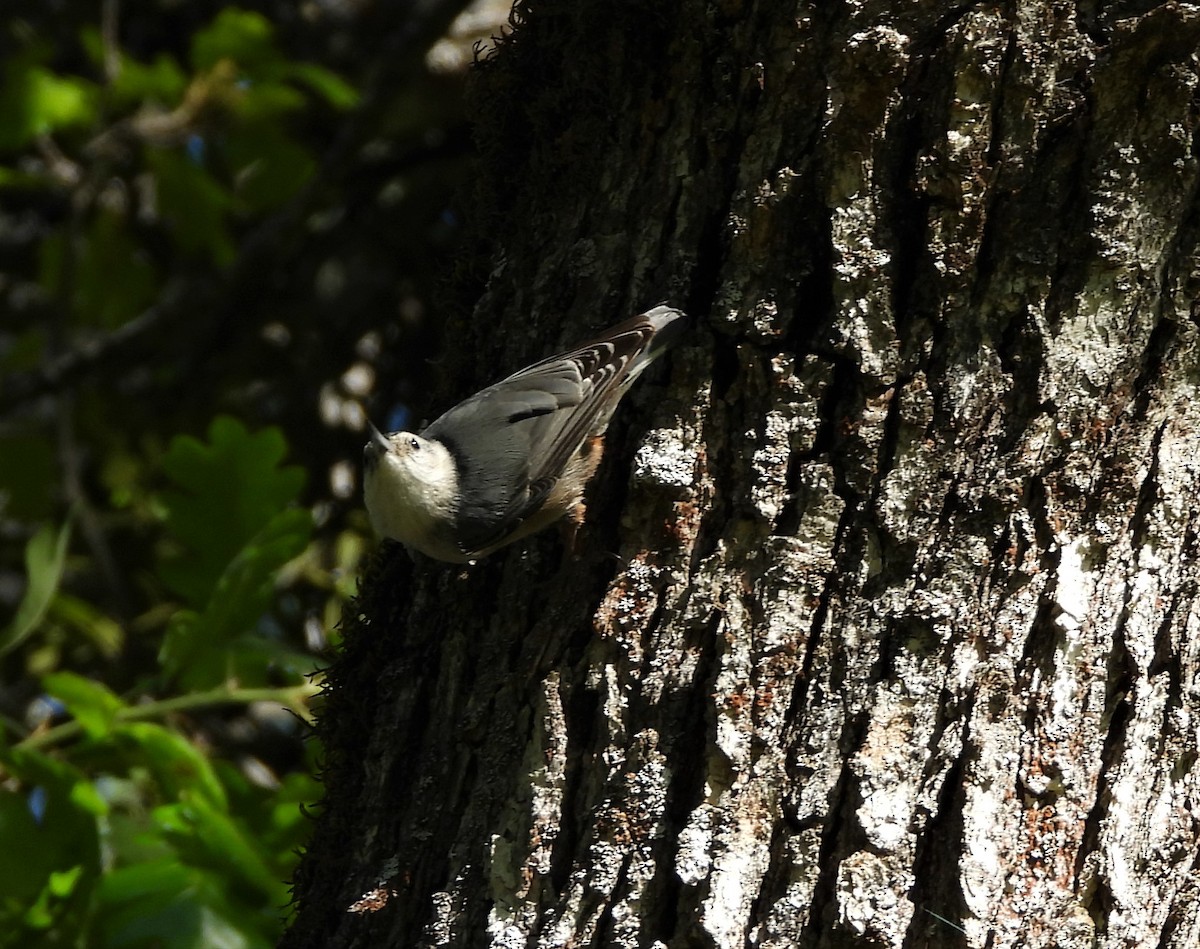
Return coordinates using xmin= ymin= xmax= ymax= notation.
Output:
xmin=363 ymin=304 xmax=687 ymax=563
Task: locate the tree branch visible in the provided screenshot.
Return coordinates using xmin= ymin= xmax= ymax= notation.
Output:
xmin=15 ymin=681 xmax=321 ymax=752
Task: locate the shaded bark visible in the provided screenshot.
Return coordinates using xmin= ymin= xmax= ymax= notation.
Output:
xmin=284 ymin=2 xmax=1200 ymax=947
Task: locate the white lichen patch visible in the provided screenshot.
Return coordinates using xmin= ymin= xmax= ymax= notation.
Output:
xmin=701 ymin=808 xmax=775 ymax=948
xmin=632 ymin=427 xmax=698 ymax=491
xmin=750 ymin=409 xmax=796 ymax=523
xmin=1053 ymin=535 xmax=1094 ymax=633
xmin=835 ymin=850 xmax=914 ymax=946
xmin=676 ymin=803 xmax=714 ymax=886
xmin=851 ymin=691 xmax=928 ymax=853
xmin=748 ymin=355 xmax=828 ymax=526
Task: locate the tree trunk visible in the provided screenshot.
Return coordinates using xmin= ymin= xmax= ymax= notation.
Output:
xmin=282 ymin=2 xmax=1200 ymax=946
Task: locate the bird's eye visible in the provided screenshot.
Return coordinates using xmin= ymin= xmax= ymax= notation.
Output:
xmin=409 ymin=436 xmax=420 ymax=451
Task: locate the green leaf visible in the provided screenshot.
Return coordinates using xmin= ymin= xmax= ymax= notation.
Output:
xmin=74 ymin=208 xmax=160 ymax=329
xmin=217 ymin=762 xmax=318 ymax=859
xmin=225 ymin=126 xmax=315 ymax=211
xmin=0 ymin=517 xmax=73 ymax=659
xmin=47 ymin=592 xmax=125 ymax=657
xmin=99 ymin=795 xmax=175 ymax=871
xmin=159 ymin=508 xmax=312 ymax=688
xmin=0 ymin=55 xmax=97 ymax=151
xmin=48 ymin=864 xmax=84 ymax=898
xmin=156 ymin=793 xmax=287 ymax=904
xmin=191 ymin=10 xmax=279 ymax=72
xmin=147 ymin=148 xmax=234 ymax=266
xmin=0 ymin=164 xmax=45 ymax=189
xmin=114 ymin=52 xmax=189 ymax=106
xmin=264 ymin=770 xmax=321 ymax=850
xmin=0 ymin=749 xmax=102 ymax=920
xmin=18 ymin=864 xmax=91 ymax=939
xmin=97 ymin=859 xmax=271 ymax=949
xmin=158 ymin=417 xmax=305 ymax=606
xmin=227 ymin=79 xmax=306 ymax=120
xmin=0 ymin=790 xmax=50 ymax=903
xmin=113 ymin=722 xmax=227 ymax=811
xmin=80 ymin=27 xmax=187 ymax=106
xmin=187 ymin=9 xmax=356 ymax=117
xmin=286 ymin=62 xmax=359 ymax=109
xmin=97 ymin=858 xmax=192 ymax=905
xmin=43 ymin=671 xmax=126 ymax=740
xmin=70 ymin=779 xmax=108 ymax=817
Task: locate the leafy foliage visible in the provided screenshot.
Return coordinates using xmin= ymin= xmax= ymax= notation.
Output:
xmin=159 ymin=417 xmax=307 ymax=606
xmin=0 ymin=49 xmax=98 ymax=151
xmin=0 ymin=1 xmax=477 ymax=943
xmin=0 ymin=417 xmax=322 ymax=947
xmin=0 ymin=518 xmax=73 ymax=660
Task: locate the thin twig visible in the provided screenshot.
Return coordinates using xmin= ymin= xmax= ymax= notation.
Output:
xmin=15 ymin=681 xmax=322 ymax=753
xmin=101 ymin=0 xmax=120 ymax=82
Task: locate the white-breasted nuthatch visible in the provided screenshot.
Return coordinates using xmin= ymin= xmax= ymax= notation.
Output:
xmin=363 ymin=305 xmax=687 ymax=562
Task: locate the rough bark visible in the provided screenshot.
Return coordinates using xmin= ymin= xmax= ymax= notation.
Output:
xmin=283 ymin=2 xmax=1200 ymax=947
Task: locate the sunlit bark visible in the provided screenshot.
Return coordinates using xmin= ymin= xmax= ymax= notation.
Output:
xmin=284 ymin=3 xmax=1200 ymax=947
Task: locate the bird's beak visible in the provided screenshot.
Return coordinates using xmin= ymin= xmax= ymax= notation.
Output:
xmin=366 ymin=422 xmax=391 ymax=455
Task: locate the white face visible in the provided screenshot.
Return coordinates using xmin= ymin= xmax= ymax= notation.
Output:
xmin=366 ymin=431 xmax=440 ymax=483
xmin=362 ymin=427 xmax=459 ymax=548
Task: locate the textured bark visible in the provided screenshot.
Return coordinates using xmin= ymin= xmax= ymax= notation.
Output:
xmin=283 ymin=2 xmax=1200 ymax=947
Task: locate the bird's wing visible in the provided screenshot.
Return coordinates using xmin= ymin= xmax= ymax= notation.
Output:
xmin=423 ymin=307 xmax=683 ymax=555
